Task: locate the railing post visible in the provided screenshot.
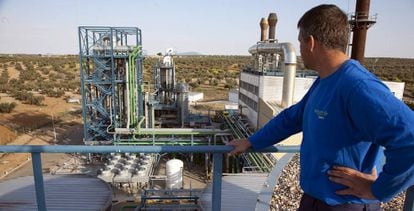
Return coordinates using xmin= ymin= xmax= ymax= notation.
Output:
xmin=31 ymin=152 xmax=47 ymax=211
xmin=404 ymin=185 xmax=414 ymax=211
xmin=212 ymin=153 xmax=223 ymax=211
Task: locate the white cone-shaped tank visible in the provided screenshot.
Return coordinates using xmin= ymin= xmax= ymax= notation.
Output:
xmin=166 ymin=159 xmax=183 ymax=189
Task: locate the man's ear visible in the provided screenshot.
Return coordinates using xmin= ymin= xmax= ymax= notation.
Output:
xmin=309 ymin=35 xmax=315 ymax=52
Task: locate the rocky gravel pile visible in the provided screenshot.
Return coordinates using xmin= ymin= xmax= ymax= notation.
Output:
xmin=270 ymin=154 xmax=303 ymax=210
xmin=270 ymin=154 xmax=405 ymax=210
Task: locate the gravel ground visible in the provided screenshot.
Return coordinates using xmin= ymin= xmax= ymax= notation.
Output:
xmin=270 ymin=154 xmax=405 ymax=210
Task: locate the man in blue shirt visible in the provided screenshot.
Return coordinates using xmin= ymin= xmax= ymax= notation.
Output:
xmin=228 ymin=4 xmax=414 ymax=210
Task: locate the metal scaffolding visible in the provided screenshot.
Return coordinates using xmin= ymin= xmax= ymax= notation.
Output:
xmin=78 ymin=26 xmax=143 ymax=144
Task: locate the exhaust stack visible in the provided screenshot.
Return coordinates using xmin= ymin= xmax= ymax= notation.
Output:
xmin=259 ymin=18 xmax=269 ymax=42
xmin=248 ymin=12 xmax=297 ymax=108
xmin=267 ymin=13 xmax=278 ymax=42
xmin=350 ymin=0 xmax=376 ymax=64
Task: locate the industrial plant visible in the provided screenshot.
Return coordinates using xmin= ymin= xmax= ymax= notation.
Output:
xmin=75 ymin=24 xmax=280 ymax=210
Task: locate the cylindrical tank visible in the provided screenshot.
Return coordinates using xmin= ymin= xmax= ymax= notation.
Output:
xmin=166 ymin=159 xmax=184 ymax=189
xmin=176 ymin=83 xmax=189 ymax=127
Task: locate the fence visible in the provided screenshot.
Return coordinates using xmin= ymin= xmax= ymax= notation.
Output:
xmin=0 ymin=145 xmax=413 ymax=211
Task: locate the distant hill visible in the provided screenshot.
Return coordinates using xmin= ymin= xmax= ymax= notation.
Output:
xmin=176 ymin=52 xmax=203 ymax=56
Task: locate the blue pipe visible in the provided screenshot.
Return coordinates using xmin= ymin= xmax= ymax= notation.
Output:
xmin=0 ymin=145 xmax=300 ymax=154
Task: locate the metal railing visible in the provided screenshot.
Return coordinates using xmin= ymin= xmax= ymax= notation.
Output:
xmin=0 ymin=145 xmax=413 ymax=211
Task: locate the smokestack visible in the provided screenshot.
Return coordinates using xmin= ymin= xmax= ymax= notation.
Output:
xmin=267 ymin=13 xmax=278 ymax=42
xmin=259 ymin=18 xmax=269 ymax=41
xmin=350 ymin=0 xmax=375 ymax=64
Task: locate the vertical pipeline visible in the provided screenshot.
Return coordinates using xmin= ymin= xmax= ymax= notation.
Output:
xmin=128 ymin=46 xmax=141 ymax=127
xmin=128 ymin=49 xmax=134 ymax=127
xmin=137 ymin=49 xmax=144 ymax=122
xmin=110 ymin=28 xmax=117 ymax=129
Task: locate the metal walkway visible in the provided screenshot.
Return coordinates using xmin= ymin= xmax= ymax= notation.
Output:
xmin=201 ymin=174 xmax=268 ymax=211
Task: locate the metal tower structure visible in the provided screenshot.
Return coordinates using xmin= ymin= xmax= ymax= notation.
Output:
xmin=150 ymin=49 xmax=190 ymax=128
xmin=153 ymin=48 xmax=176 ymax=105
xmin=78 ymin=26 xmax=143 ymax=144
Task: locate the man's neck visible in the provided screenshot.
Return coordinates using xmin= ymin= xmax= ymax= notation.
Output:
xmin=316 ymin=50 xmax=349 ymax=78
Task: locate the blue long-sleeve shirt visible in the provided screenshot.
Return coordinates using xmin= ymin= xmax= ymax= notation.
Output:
xmin=248 ymin=59 xmax=414 ymax=205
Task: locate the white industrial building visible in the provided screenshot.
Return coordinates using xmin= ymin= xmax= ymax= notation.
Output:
xmin=238 ymin=71 xmax=405 ymax=129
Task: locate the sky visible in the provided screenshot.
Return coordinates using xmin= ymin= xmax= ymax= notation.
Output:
xmin=0 ymin=0 xmax=413 ymax=58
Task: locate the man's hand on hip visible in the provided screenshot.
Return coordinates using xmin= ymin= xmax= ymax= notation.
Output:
xmin=328 ymin=166 xmax=377 ymax=200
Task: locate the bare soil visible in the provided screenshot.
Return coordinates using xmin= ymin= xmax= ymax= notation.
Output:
xmin=0 ymin=125 xmax=16 ymax=145
xmin=0 ymin=92 xmax=83 ymax=181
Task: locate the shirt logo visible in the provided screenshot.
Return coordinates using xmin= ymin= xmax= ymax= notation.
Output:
xmin=314 ymin=109 xmax=328 ymax=119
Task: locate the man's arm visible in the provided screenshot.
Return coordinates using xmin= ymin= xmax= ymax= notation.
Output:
xmin=227 ymin=100 xmax=306 ymax=155
xmin=345 ymin=80 xmax=414 ymax=201
xmin=248 ymin=101 xmax=305 ymax=149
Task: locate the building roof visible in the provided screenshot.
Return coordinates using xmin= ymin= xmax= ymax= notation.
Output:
xmin=0 ymin=174 xmax=112 ymax=211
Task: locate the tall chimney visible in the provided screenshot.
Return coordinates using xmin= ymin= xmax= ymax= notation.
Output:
xmin=259 ymin=18 xmax=269 ymax=41
xmin=350 ymin=0 xmax=375 ymax=64
xmin=267 ymin=13 xmax=278 ymax=42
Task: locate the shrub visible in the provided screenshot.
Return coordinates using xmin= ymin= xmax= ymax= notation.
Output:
xmin=15 ymin=63 xmax=23 ymax=71
xmin=46 ymin=89 xmax=65 ymax=98
xmin=41 ymin=68 xmax=50 ymax=75
xmin=0 ymin=102 xmax=17 ymax=113
xmin=20 ymin=69 xmax=40 ymax=81
xmin=27 ymin=95 xmax=45 ymax=105
xmin=209 ymin=79 xmax=218 ymax=86
xmin=0 ymin=70 xmax=9 ymax=84
xmin=189 ymin=82 xmax=199 ymax=89
xmin=10 ymin=91 xmax=44 ymax=105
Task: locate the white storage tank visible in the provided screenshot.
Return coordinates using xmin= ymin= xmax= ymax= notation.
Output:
xmin=166 ymin=159 xmax=184 ymax=189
